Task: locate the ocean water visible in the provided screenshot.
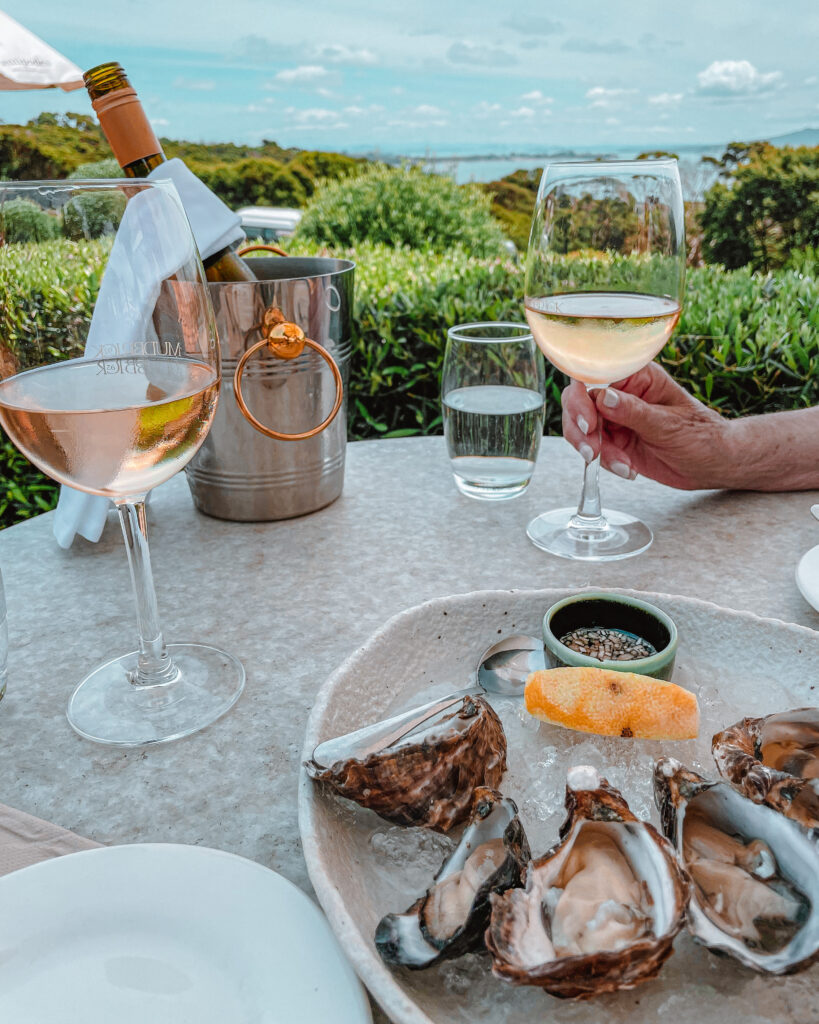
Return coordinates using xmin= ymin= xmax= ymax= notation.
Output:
xmin=347 ymin=142 xmax=724 ymax=197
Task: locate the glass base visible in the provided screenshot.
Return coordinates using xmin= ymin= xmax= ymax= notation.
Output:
xmin=526 ymin=507 xmax=653 ymax=561
xmin=66 ymin=643 xmax=245 ymax=747
xmin=453 ymin=475 xmax=531 ymax=501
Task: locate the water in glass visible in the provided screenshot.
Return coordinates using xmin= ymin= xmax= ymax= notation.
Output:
xmin=443 ymin=384 xmax=544 ymax=499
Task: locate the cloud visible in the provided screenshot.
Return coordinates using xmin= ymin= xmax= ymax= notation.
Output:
xmin=413 ymin=104 xmax=447 ymax=124
xmin=605 ymin=117 xmax=620 ymax=126
xmin=173 ymin=78 xmax=215 ymax=92
xmin=509 ymin=106 xmax=536 ymax=119
xmin=564 ymin=38 xmax=630 ymax=54
xmin=274 ymin=65 xmax=331 ymax=84
xmin=805 ymin=75 xmax=818 ymax=85
xmin=286 ymin=107 xmax=339 ymax=123
xmin=521 ymin=90 xmax=554 ymax=104
xmin=447 ymin=41 xmax=515 ymax=66
xmin=310 ymin=44 xmax=376 ymax=66
xmin=649 ymin=92 xmax=684 ymax=106
xmin=150 ymin=118 xmax=169 ymax=127
xmin=586 ymin=86 xmax=637 ymax=108
xmin=473 ymin=101 xmax=502 ymax=117
xmin=230 ymin=34 xmax=273 ymax=63
xmin=503 ymin=14 xmax=564 ymax=34
xmin=696 ymin=60 xmax=782 ymax=96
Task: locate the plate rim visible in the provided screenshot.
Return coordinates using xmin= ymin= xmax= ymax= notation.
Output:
xmin=0 ymin=841 xmax=372 ymax=1023
xmin=795 ymin=544 xmax=819 ymax=612
xmin=298 ymin=586 xmax=819 ymax=1024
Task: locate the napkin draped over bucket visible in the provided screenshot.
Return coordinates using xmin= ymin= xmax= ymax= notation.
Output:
xmin=53 ymin=160 xmax=244 ymax=549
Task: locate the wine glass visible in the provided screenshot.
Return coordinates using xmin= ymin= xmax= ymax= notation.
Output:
xmin=0 ymin=179 xmax=244 ymax=745
xmin=524 ymin=159 xmax=685 ymax=560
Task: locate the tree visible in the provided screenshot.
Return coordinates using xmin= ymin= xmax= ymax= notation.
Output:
xmin=701 ymin=144 xmax=819 ymax=270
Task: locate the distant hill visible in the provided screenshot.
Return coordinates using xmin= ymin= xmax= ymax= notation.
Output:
xmin=764 ymin=128 xmax=819 ymax=148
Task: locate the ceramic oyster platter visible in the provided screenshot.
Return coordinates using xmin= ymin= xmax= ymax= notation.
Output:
xmin=299 ymin=588 xmax=819 ymax=1024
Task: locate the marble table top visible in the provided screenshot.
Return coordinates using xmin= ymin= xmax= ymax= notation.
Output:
xmin=1 ymin=435 xmax=818 ymax=1021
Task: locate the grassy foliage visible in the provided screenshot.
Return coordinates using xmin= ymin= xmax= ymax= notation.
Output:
xmin=288 ymin=242 xmax=819 ymax=438
xmin=294 ymin=164 xmax=508 ymax=257
xmin=1 ymin=239 xmax=817 ymax=527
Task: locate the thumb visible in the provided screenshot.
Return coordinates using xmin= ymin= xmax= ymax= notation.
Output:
xmin=596 ymin=386 xmax=668 ymax=437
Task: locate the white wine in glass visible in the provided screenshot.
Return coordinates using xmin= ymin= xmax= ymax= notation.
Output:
xmin=0 ymin=179 xmax=244 ymax=745
xmin=0 ymin=356 xmax=218 ymax=496
xmin=524 ymin=159 xmax=685 ymax=560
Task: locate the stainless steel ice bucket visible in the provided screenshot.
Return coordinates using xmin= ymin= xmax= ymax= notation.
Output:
xmin=185 ymin=254 xmax=354 ymax=521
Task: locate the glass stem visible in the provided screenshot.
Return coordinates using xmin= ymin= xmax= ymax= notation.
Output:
xmin=571 ymin=388 xmax=607 ymax=531
xmin=116 ymin=498 xmax=177 ymax=687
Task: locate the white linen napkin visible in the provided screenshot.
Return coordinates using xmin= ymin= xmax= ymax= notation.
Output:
xmin=53 ymin=162 xmax=243 ymax=548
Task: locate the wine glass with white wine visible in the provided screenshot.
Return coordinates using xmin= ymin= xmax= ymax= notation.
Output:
xmin=0 ymin=179 xmax=244 ymax=744
xmin=524 ymin=159 xmax=685 ymax=560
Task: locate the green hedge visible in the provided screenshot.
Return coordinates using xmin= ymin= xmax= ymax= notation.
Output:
xmin=1 ymin=239 xmax=817 ymax=527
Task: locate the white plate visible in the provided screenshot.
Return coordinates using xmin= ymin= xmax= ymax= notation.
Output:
xmin=299 ymin=588 xmax=819 ymax=1024
xmin=0 ymin=843 xmax=371 ymax=1024
xmin=796 ymin=544 xmax=819 ymax=612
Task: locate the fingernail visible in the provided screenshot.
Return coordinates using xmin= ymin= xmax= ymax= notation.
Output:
xmin=579 ymin=443 xmax=594 ymax=464
xmin=577 ymin=415 xmax=590 ymax=436
xmin=610 ymin=461 xmax=636 ymax=480
xmin=603 ymin=388 xmax=620 ymax=408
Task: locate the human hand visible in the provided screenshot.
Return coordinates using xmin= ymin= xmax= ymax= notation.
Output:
xmin=561 ymin=363 xmax=736 ymax=490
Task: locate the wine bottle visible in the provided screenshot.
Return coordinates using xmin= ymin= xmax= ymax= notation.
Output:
xmin=83 ymin=62 xmax=255 ymax=282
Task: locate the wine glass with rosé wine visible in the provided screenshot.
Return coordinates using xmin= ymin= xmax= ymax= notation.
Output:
xmin=0 ymin=179 xmax=244 ymax=745
xmin=524 ymin=158 xmax=685 ymax=561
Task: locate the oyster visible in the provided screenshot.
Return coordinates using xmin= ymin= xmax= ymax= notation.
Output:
xmin=712 ymin=708 xmax=819 ymax=833
xmin=374 ymin=788 xmax=530 ymax=969
xmin=654 ymin=756 xmax=819 ymax=974
xmin=486 ymin=766 xmax=689 ymax=1000
xmin=305 ymin=695 xmax=507 ymax=831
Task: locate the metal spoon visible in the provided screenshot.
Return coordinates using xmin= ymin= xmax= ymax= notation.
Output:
xmin=310 ymin=633 xmax=549 ymax=768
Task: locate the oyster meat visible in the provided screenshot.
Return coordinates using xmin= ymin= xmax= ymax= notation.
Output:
xmin=486 ymin=766 xmax=689 ymax=1000
xmin=305 ymin=695 xmax=507 ymax=831
xmin=712 ymin=708 xmax=819 ymax=833
xmin=375 ymin=788 xmax=530 ymax=969
xmin=654 ymin=756 xmax=819 ymax=974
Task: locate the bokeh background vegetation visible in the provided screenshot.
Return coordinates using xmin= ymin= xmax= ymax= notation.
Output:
xmin=1 ymin=114 xmax=817 ymax=527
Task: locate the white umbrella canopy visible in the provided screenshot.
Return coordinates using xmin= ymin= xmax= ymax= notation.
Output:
xmin=0 ymin=10 xmax=83 ymax=91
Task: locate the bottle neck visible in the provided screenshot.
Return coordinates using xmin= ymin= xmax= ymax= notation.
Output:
xmin=89 ymin=85 xmax=166 ymax=172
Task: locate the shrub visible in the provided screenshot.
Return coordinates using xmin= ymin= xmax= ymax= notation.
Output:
xmin=701 ymin=145 xmax=819 ymax=271
xmin=68 ymin=158 xmax=124 ymax=179
xmin=62 ymin=190 xmax=127 ymax=240
xmin=294 ymin=164 xmax=508 ymax=257
xmin=0 ymin=198 xmax=60 ymax=244
xmin=287 ymin=151 xmax=361 ymax=198
xmin=192 ymin=158 xmax=307 ymax=208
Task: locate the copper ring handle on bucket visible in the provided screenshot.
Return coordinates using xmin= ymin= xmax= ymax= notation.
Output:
xmin=233 ymin=331 xmax=344 ymax=442
xmin=238 ymin=243 xmax=289 ymax=258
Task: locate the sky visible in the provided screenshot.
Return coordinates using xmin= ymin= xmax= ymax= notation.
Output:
xmin=2 ymin=0 xmax=818 ymax=155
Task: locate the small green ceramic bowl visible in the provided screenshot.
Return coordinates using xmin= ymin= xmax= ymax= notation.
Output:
xmin=543 ymin=592 xmax=678 ymax=680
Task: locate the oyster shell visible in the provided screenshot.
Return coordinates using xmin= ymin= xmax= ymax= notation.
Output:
xmin=486 ymin=766 xmax=689 ymax=1000
xmin=712 ymin=708 xmax=819 ymax=833
xmin=654 ymin=756 xmax=819 ymax=974
xmin=305 ymin=695 xmax=507 ymax=832
xmin=374 ymin=788 xmax=530 ymax=969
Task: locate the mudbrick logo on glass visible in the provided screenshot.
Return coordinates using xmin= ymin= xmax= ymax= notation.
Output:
xmin=93 ymin=341 xmax=182 ymax=374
